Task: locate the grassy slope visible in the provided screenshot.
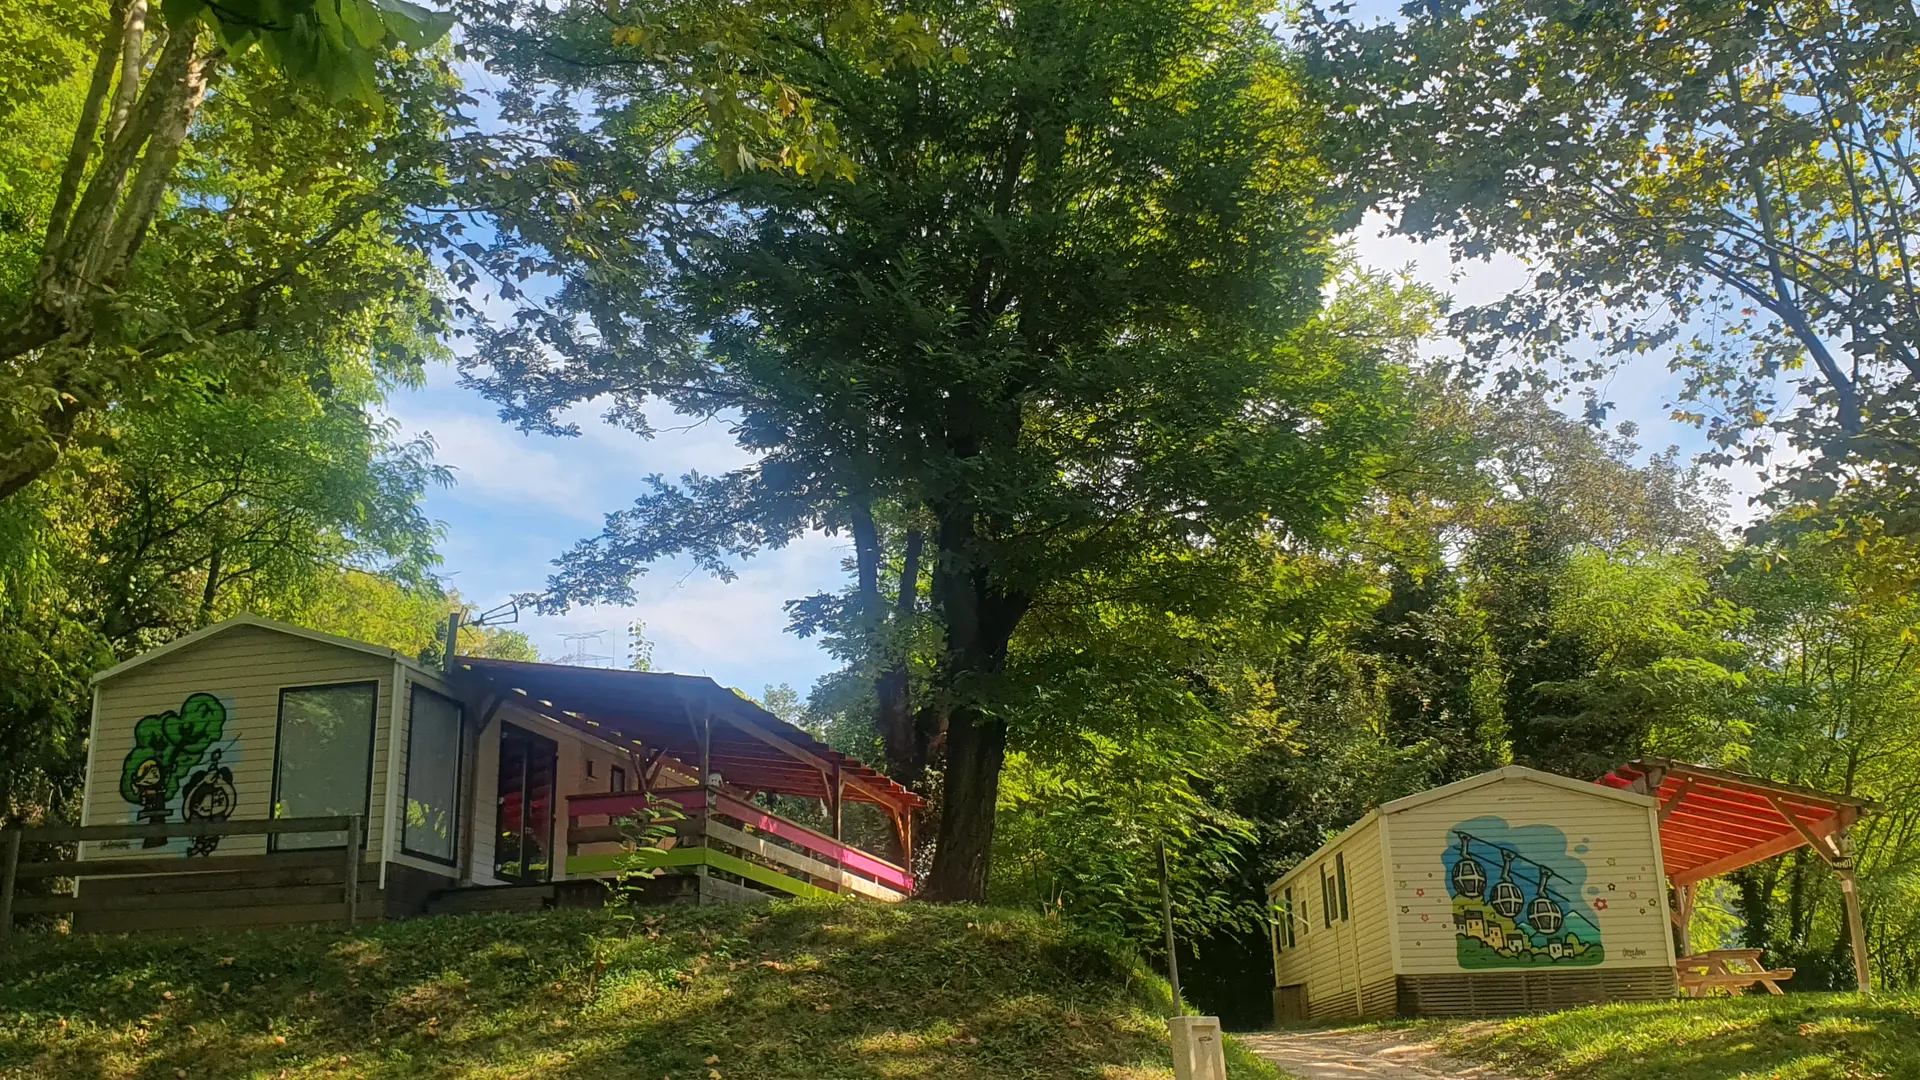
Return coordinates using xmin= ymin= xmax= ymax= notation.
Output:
xmin=0 ymin=900 xmax=1285 ymax=1080
xmin=1429 ymin=993 xmax=1920 ymax=1080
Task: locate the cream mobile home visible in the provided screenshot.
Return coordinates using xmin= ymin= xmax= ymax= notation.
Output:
xmin=38 ymin=615 xmax=921 ymax=934
xmin=1268 ymin=766 xmax=1678 ymax=1020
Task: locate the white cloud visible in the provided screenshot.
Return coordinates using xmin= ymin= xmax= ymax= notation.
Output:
xmin=411 ymin=409 xmax=597 ymax=518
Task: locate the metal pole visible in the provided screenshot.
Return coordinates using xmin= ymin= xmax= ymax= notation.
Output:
xmin=442 ymin=612 xmax=462 ymax=673
xmin=1158 ymin=837 xmax=1182 ymax=1014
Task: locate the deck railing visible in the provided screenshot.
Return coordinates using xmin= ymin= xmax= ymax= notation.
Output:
xmin=564 ymin=787 xmax=911 ymax=901
xmin=0 ymin=815 xmax=367 ymax=943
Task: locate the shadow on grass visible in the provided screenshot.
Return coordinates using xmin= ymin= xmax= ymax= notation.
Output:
xmin=0 ymin=901 xmax=1244 ymax=1080
xmin=1437 ymin=994 xmax=1920 ymax=1080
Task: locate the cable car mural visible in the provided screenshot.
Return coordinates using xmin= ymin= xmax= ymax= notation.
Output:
xmin=1443 ymin=824 xmax=1603 ymax=968
xmin=1448 ymin=833 xmax=1486 ymax=899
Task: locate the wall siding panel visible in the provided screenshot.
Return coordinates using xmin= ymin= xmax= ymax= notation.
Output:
xmin=1385 ymin=777 xmax=1672 ymax=977
xmin=1270 ymin=817 xmax=1398 ymax=1022
xmin=84 ymin=625 xmax=396 ymax=864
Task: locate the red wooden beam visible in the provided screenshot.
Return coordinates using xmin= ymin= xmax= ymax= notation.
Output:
xmin=1670 ymin=811 xmax=1848 ymax=887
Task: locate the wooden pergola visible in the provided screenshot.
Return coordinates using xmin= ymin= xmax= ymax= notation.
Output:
xmin=449 ymin=657 xmax=925 ymax=856
xmin=1598 ymin=758 xmax=1880 ymax=992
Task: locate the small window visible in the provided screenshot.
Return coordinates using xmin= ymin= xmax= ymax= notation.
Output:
xmin=1321 ymin=865 xmax=1333 ymax=929
xmin=1282 ymin=886 xmax=1297 ymax=948
xmin=586 ymin=759 xmax=597 ymax=779
xmin=610 ymin=765 xmax=628 ymax=794
xmin=401 ymin=685 xmax=463 ymax=864
xmin=1336 ymin=852 xmax=1350 ymax=922
xmin=271 ymin=682 xmax=378 ymax=850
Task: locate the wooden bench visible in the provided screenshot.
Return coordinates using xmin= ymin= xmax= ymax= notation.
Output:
xmin=1678 ymin=949 xmax=1794 ymax=996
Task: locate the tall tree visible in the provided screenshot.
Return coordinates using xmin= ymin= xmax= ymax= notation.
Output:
xmin=0 ymin=0 xmax=452 ymax=500
xmin=1303 ymin=0 xmax=1920 ymax=521
xmin=460 ymin=0 xmax=1413 ymax=899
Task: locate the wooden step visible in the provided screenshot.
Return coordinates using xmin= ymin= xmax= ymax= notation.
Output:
xmin=424 ymin=884 xmax=557 ymax=916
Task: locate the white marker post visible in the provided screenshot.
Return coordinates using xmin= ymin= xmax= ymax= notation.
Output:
xmin=1160 ymin=838 xmax=1226 ymax=1080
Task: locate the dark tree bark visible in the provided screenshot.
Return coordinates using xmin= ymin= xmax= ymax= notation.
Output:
xmin=877 ymin=528 xmax=924 ymax=778
xmin=923 ymin=505 xmax=1030 ymax=902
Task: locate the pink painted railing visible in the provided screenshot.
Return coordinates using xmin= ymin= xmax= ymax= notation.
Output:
xmin=566 ymin=786 xmax=914 ymax=894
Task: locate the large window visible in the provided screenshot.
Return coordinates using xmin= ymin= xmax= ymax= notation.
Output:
xmin=402 ymin=685 xmax=463 ymax=864
xmin=271 ymin=682 xmax=378 ymax=850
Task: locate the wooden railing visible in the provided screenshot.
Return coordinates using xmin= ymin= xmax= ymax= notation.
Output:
xmin=565 ymin=787 xmax=912 ymax=901
xmin=0 ymin=815 xmax=366 ymax=943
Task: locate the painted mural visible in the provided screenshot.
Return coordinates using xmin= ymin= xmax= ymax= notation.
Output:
xmin=117 ymin=692 xmax=240 ymax=856
xmin=1441 ymin=816 xmax=1604 ymax=968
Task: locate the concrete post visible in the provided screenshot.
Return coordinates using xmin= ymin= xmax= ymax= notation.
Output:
xmin=1167 ymin=1015 xmax=1227 ymax=1080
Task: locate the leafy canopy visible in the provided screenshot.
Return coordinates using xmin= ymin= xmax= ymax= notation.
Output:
xmin=458 ymin=0 xmax=1415 ymax=898
xmin=1302 ymin=0 xmax=1920 ymax=520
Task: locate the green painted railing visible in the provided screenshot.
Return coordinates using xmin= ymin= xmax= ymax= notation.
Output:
xmin=565 ymin=845 xmax=835 ymax=901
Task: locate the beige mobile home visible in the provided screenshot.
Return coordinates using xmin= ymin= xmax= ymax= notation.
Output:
xmin=1267 ymin=766 xmax=1678 ymax=1021
xmin=43 ymin=615 xmax=921 ymax=934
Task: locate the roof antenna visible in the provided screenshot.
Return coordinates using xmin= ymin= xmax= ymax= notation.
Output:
xmin=445 ymin=599 xmax=521 ymax=672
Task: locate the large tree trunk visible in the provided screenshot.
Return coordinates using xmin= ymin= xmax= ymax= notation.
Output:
xmin=923 ymin=507 xmax=1029 ymax=902
xmin=877 ymin=528 xmax=924 ymax=777
xmin=926 ymin=702 xmax=1008 ymax=900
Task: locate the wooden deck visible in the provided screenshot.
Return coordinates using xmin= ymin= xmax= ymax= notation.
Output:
xmin=565 ymin=786 xmax=913 ymax=903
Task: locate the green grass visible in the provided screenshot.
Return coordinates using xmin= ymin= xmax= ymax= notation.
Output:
xmin=1424 ymin=993 xmax=1920 ymax=1079
xmin=0 ymin=900 xmax=1285 ymax=1080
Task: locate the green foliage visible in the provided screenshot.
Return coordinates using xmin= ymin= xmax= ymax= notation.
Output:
xmin=0 ymin=903 xmax=1283 ymax=1079
xmin=457 ymin=0 xmax=1417 ymax=900
xmin=1301 ymin=0 xmax=1920 ymax=521
xmin=0 ymin=10 xmax=479 ymax=825
xmin=0 ymin=0 xmax=458 ymax=500
xmin=167 ymin=0 xmax=453 ymax=104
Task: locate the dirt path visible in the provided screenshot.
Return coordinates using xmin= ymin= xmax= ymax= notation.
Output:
xmin=1237 ymin=1029 xmax=1518 ymax=1080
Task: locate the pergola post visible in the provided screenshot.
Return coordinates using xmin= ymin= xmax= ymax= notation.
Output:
xmin=1671 ymin=882 xmax=1694 ymax=957
xmin=829 ymin=760 xmax=843 ymax=842
xmin=694 ymin=705 xmax=713 ymax=905
xmin=1836 ymin=828 xmax=1872 ymax=994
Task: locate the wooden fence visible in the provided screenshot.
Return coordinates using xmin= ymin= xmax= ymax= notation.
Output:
xmin=0 ymin=815 xmax=366 ymax=942
xmin=565 ymin=787 xmax=911 ymax=902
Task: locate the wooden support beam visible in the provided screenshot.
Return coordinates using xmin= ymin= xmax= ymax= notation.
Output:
xmin=1673 ymin=883 xmax=1695 ymax=956
xmin=343 ymin=816 xmax=362 ymax=930
xmin=1659 ymin=777 xmax=1697 ymax=824
xmin=829 ymin=760 xmax=844 ymax=842
xmin=716 ymin=704 xmax=903 ymax=810
xmin=1767 ymin=795 xmax=1842 ymax=863
xmin=1836 ymin=826 xmax=1872 ymax=993
xmin=1670 ymin=811 xmax=1848 ymax=886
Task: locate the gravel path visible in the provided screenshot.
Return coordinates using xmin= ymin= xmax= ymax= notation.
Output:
xmin=1237 ymin=1029 xmax=1518 ymax=1080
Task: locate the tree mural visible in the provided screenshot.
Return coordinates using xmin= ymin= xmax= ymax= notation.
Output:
xmin=118 ymin=692 xmax=232 ymax=851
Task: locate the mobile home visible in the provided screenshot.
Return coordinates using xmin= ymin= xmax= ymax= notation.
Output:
xmin=60 ymin=615 xmax=921 ymax=933
xmin=1268 ymin=766 xmax=1678 ymax=1020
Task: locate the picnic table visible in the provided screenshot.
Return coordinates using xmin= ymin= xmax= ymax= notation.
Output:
xmin=1677 ymin=949 xmax=1794 ymax=997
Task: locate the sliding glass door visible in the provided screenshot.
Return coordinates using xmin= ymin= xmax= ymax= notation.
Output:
xmin=493 ymin=724 xmax=557 ymax=883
